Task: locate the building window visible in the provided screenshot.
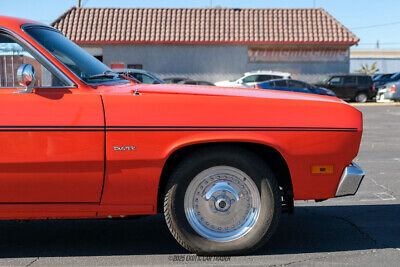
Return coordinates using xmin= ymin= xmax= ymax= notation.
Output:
xmin=127 ymin=64 xmax=143 ymax=69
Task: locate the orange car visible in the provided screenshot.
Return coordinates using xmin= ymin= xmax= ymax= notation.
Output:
xmin=0 ymin=16 xmax=364 ymax=255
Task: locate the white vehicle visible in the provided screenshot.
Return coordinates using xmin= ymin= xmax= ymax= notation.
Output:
xmin=215 ymin=71 xmax=291 ymax=88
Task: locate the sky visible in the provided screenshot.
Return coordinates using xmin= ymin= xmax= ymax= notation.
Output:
xmin=1 ymin=0 xmax=400 ymax=49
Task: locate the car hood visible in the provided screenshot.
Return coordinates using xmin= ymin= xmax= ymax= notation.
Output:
xmin=97 ymin=82 xmax=344 ymax=103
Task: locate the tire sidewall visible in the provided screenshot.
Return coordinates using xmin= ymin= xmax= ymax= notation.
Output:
xmin=164 ymin=148 xmax=281 ymax=255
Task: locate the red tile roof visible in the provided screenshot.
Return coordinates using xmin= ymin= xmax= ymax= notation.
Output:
xmin=51 ymin=7 xmax=359 ymax=45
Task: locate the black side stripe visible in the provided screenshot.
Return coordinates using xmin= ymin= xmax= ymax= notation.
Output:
xmin=0 ymin=130 xmax=102 ymax=132
xmin=0 ymin=126 xmax=102 ymax=132
xmin=106 ymin=126 xmax=358 ymax=132
xmin=0 ymin=126 xmax=103 ymax=128
xmin=0 ymin=126 xmax=358 ymax=132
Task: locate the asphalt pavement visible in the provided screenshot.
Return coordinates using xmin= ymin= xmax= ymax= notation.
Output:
xmin=0 ymin=103 xmax=399 ymax=266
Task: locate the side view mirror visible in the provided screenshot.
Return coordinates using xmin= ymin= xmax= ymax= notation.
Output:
xmin=15 ymin=64 xmax=36 ymax=94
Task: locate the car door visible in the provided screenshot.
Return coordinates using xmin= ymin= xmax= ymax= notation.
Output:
xmin=255 ymin=75 xmax=273 ymax=85
xmin=357 ymin=76 xmax=372 ymax=97
xmin=0 ymin=31 xmax=104 ymax=203
xmin=342 ymin=76 xmax=357 ymax=99
xmin=327 ymin=76 xmax=345 ymax=98
xmin=272 ymin=80 xmax=289 ymax=91
xmin=287 ymin=80 xmax=310 ymax=94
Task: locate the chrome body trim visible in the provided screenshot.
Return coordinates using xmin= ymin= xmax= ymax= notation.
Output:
xmin=335 ymin=162 xmax=365 ymax=197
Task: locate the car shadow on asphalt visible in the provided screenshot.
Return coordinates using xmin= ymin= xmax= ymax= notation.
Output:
xmin=0 ymin=204 xmax=398 ymax=258
xmin=258 ymin=204 xmax=400 ymax=255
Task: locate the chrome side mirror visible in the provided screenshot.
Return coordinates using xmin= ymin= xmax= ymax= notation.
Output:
xmin=15 ymin=64 xmax=36 ymax=93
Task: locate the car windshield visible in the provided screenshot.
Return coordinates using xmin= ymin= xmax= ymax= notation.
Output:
xmin=373 ymin=74 xmax=383 ymax=81
xmin=24 ymin=26 xmax=127 ymax=84
xmin=390 ymin=73 xmax=400 ymax=80
xmin=229 ymin=74 xmax=244 ymax=82
xmin=320 ymin=77 xmax=330 ymax=84
xmin=374 ymin=74 xmax=392 ymax=81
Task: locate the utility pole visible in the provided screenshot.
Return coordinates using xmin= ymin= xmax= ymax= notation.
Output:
xmin=78 ymin=0 xmax=81 ymax=8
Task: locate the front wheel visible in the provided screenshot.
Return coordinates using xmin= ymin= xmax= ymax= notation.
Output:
xmin=163 ymin=147 xmax=281 ymax=255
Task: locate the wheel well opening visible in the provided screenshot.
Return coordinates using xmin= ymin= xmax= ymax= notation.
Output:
xmin=157 ymin=142 xmax=294 ymax=213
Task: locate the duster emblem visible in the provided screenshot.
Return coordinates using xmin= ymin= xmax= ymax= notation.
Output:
xmin=114 ymin=146 xmax=136 ymax=151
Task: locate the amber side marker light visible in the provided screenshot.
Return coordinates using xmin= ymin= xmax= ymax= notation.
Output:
xmin=311 ymin=165 xmax=334 ymax=174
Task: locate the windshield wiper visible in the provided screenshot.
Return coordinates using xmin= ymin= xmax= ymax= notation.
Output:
xmin=87 ymin=70 xmax=140 ymax=85
xmin=87 ymin=70 xmax=119 ymax=80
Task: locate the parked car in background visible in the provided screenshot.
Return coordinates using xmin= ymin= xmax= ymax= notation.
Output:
xmin=163 ymin=78 xmax=215 ymax=86
xmin=178 ymin=80 xmax=215 ymax=86
xmin=315 ymin=74 xmax=374 ymax=102
xmin=215 ymin=71 xmax=291 ymax=88
xmin=114 ymin=69 xmax=165 ymax=84
xmin=163 ymin=77 xmax=188 ymax=83
xmin=387 ymin=72 xmax=400 ymax=84
xmin=374 ymin=72 xmax=400 ymax=92
xmin=373 ymin=73 xmax=394 ymax=87
xmin=255 ymin=79 xmax=336 ymax=97
xmin=372 ymin=74 xmax=380 ymax=80
xmin=376 ymin=81 xmax=400 ymax=102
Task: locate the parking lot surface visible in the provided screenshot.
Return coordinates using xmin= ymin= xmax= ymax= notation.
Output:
xmin=0 ymin=104 xmax=399 ymax=266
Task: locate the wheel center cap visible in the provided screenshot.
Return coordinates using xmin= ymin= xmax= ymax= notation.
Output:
xmin=214 ymin=195 xmax=231 ymax=212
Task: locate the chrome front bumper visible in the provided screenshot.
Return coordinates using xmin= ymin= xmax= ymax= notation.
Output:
xmin=335 ymin=162 xmax=365 ymax=197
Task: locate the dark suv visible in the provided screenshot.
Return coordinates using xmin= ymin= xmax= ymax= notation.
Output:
xmin=315 ymin=74 xmax=374 ymax=102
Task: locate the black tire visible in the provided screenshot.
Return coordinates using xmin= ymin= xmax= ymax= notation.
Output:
xmin=163 ymin=145 xmax=281 ymax=255
xmin=355 ymin=92 xmax=368 ymax=103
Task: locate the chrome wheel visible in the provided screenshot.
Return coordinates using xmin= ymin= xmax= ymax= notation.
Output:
xmin=356 ymin=93 xmax=368 ymax=103
xmin=184 ymin=166 xmax=261 ymax=242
